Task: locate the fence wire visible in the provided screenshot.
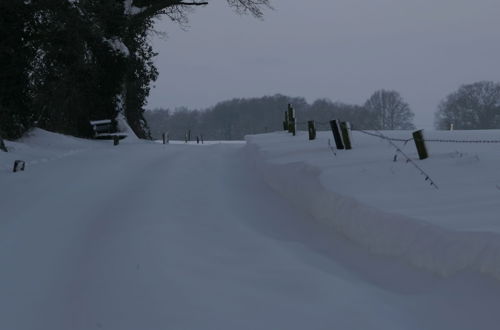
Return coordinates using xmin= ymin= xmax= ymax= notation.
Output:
xmin=354 ymin=129 xmax=413 ymax=143
xmin=298 ymin=122 xmax=500 ymax=144
xmin=367 ymin=130 xmax=440 ymax=190
xmin=422 ymin=138 xmax=500 ymax=143
xmin=295 ymin=124 xmax=440 ymax=189
xmin=286 ymin=118 xmax=500 ymax=190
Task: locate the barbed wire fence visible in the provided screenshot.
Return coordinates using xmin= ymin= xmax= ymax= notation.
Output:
xmin=297 ymin=120 xmax=500 ymax=143
xmin=327 ymin=138 xmax=337 ymax=157
xmin=288 ymin=114 xmax=500 ymax=191
xmin=358 ymin=130 xmax=440 ymax=190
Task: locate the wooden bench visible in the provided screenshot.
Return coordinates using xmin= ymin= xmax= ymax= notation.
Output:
xmin=90 ymin=119 xmax=128 ymax=140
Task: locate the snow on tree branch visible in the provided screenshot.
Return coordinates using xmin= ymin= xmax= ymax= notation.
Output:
xmin=104 ymin=37 xmax=130 ymax=57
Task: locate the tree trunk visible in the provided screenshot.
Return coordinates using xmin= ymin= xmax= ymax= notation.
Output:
xmin=0 ymin=136 xmax=7 ymax=152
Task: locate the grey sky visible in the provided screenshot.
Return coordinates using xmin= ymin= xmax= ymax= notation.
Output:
xmin=148 ymin=0 xmax=500 ymax=128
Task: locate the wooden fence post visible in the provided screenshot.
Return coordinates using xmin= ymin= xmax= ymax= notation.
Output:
xmin=113 ymin=136 xmax=119 ymax=146
xmin=340 ymin=122 xmax=352 ymax=150
xmin=162 ymin=133 xmax=166 ymax=145
xmin=329 ymin=120 xmax=345 ymax=149
xmin=287 ymin=104 xmax=296 ymax=135
xmin=13 ymin=160 xmax=25 ymax=172
xmin=412 ymin=130 xmax=428 ymax=160
xmin=308 ymin=120 xmax=316 ymax=140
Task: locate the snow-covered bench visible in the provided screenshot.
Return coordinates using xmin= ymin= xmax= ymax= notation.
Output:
xmin=90 ymin=119 xmax=128 ymax=140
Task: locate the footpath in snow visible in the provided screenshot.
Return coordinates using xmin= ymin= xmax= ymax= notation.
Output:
xmin=246 ymin=129 xmax=500 ymax=280
xmin=1 ymin=129 xmax=500 ymax=330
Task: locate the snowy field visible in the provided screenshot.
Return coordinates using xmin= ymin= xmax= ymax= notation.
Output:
xmin=1 ymin=128 xmax=500 ymax=330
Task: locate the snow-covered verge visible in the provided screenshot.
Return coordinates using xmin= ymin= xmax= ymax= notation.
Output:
xmin=246 ymin=130 xmax=500 ymax=280
xmin=0 ymin=128 xmax=142 ymax=172
xmin=0 ymin=129 xmax=100 ymax=171
xmin=155 ymin=140 xmax=246 ymax=146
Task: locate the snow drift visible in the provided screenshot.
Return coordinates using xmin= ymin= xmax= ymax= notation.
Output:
xmin=246 ymin=130 xmax=500 ymax=280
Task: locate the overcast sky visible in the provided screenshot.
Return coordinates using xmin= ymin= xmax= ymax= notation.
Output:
xmin=147 ymin=0 xmax=500 ymax=128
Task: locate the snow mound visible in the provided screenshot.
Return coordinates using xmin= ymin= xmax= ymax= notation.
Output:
xmin=0 ymin=129 xmax=99 ymax=171
xmin=246 ymin=130 xmax=500 ymax=280
xmin=116 ymin=114 xmax=140 ymax=142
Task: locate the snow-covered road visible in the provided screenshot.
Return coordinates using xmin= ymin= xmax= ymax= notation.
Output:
xmin=1 ymin=136 xmax=500 ymax=329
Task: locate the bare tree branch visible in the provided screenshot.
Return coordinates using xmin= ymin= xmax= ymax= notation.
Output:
xmin=226 ymin=0 xmax=273 ymax=18
xmin=130 ymin=0 xmax=271 ymax=23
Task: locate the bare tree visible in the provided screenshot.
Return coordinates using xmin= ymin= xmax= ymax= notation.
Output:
xmin=364 ymin=90 xmax=415 ymax=130
xmin=435 ymin=81 xmax=500 ymax=130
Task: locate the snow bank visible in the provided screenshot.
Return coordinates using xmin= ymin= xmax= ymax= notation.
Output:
xmin=0 ymin=129 xmax=102 ymax=172
xmin=246 ymin=130 xmax=500 ymax=280
xmin=116 ymin=114 xmax=139 ymax=141
xmin=0 ymin=128 xmax=145 ymax=172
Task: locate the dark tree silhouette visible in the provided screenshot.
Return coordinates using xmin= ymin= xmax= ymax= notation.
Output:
xmin=0 ymin=0 xmax=272 ymax=139
xmin=435 ymin=81 xmax=500 ymax=130
xmin=364 ymin=90 xmax=415 ymax=130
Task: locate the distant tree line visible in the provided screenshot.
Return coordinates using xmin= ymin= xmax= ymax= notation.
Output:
xmin=145 ymin=90 xmax=416 ymax=140
xmin=147 ymin=80 xmax=500 ymax=141
xmin=0 ymin=1 xmax=271 ymax=141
